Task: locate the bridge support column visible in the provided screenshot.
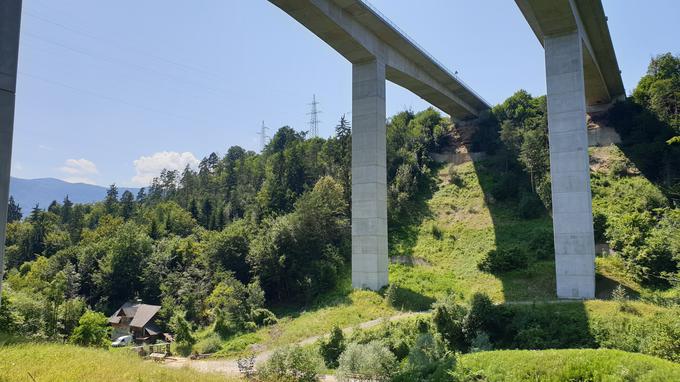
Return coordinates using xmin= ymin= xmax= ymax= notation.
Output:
xmin=545 ymin=31 xmax=595 ymax=299
xmin=0 ymin=0 xmax=22 ymax=308
xmin=351 ymin=59 xmax=388 ymax=290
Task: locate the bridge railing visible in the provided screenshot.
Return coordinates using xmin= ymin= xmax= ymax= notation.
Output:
xmin=360 ymin=0 xmax=491 ymax=108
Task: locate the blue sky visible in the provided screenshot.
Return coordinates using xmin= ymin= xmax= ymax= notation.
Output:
xmin=10 ymin=0 xmax=680 ymax=187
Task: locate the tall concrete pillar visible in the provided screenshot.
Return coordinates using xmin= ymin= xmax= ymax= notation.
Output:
xmin=0 ymin=0 xmax=22 ymax=308
xmin=545 ymin=31 xmax=595 ymax=299
xmin=351 ymin=59 xmax=388 ymax=290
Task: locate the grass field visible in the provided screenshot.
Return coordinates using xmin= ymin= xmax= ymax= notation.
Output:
xmin=211 ymin=281 xmax=396 ymax=357
xmin=0 ymin=341 xmax=239 ymax=382
xmin=456 ymin=349 xmax=680 ymax=381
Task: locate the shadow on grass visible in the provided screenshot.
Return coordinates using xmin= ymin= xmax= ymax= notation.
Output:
xmin=466 ymin=153 xmax=559 ymax=302
xmin=388 ymin=165 xmax=438 ymax=258
xmin=384 ymin=284 xmax=435 ymax=312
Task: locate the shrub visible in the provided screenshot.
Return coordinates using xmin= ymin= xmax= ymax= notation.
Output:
xmin=429 ymin=223 xmax=444 ymax=240
xmin=252 ymin=308 xmax=278 ymax=327
xmin=336 ymin=341 xmax=397 ymax=382
xmin=490 ymin=174 xmax=517 ymax=201
xmin=395 ymin=333 xmax=455 ymax=382
xmin=384 ymin=284 xmax=434 ymax=311
xmin=69 ymin=310 xmax=109 ymax=348
xmin=258 ymin=345 xmax=323 ymax=382
xmin=469 ymin=331 xmax=493 ymax=353
xmin=518 ymin=192 xmax=544 ymax=219
xmin=319 ymin=325 xmax=345 ymax=368
xmin=193 ymin=333 xmax=222 ymax=354
xmin=528 ymin=227 xmax=554 ymax=260
xmin=170 ymin=311 xmax=196 ymax=356
xmin=593 ymin=211 xmax=608 ymax=243
xmin=462 ymin=293 xmax=495 ymax=343
xmin=478 ymin=246 xmax=529 ymax=273
xmin=448 ymin=165 xmax=464 ymax=187
xmin=432 ymin=295 xmax=468 ymax=352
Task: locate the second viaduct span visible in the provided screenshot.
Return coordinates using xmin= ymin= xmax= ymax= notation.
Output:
xmin=0 ymin=0 xmax=625 ymax=305
xmin=269 ymin=0 xmax=625 ymax=298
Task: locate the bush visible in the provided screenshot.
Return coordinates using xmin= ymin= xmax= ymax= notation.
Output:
xmin=193 ymin=333 xmax=222 ymax=354
xmin=490 ymin=174 xmax=517 ymax=201
xmin=448 ymin=165 xmax=464 ymax=187
xmin=517 ymin=192 xmax=544 ymax=219
xmin=528 ymin=227 xmax=554 ymax=260
xmin=593 ymin=211 xmax=608 ymax=243
xmin=432 ymin=295 xmax=468 ymax=352
xmin=478 ymin=246 xmax=529 ymax=273
xmin=253 ymin=308 xmax=278 ymax=327
xmin=336 ymin=341 xmax=397 ymax=382
xmin=384 ymin=284 xmax=435 ymax=311
xmin=69 ymin=310 xmax=109 ymax=348
xmin=395 ymin=333 xmax=455 ymax=382
xmin=319 ymin=325 xmax=345 ymax=369
xmin=258 ymin=345 xmax=323 ymax=382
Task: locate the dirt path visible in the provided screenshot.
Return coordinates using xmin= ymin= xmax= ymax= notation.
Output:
xmin=163 ymin=299 xmax=583 ymax=377
xmin=163 ymin=311 xmax=426 ymax=377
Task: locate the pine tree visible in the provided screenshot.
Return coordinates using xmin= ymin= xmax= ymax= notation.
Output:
xmin=47 ymin=200 xmax=61 ymax=215
xmin=104 ymin=184 xmax=119 ymax=215
xmin=201 ymin=199 xmax=213 ymax=228
xmin=7 ymin=195 xmax=22 ymax=223
xmin=136 ymin=187 xmax=147 ymax=203
xmin=61 ymin=195 xmax=73 ymax=225
xmin=119 ymin=190 xmax=135 ymax=220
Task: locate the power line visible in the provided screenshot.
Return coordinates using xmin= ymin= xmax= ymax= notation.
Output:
xmin=24 ymin=9 xmax=224 ymax=80
xmin=18 ymin=71 xmax=213 ymax=125
xmin=21 ymin=31 xmax=235 ymax=100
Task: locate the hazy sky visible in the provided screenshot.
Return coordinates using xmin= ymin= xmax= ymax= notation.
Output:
xmin=10 ymin=0 xmax=680 ymax=187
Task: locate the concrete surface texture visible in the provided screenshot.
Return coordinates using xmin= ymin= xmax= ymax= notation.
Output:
xmin=0 ymin=0 xmax=22 ymax=308
xmin=351 ymin=59 xmax=388 ymax=290
xmin=545 ymin=32 xmax=596 ymax=299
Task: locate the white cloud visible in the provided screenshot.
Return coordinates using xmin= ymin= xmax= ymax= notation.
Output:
xmin=59 ymin=158 xmax=98 ymax=184
xmin=60 ymin=158 xmax=98 ymax=175
xmin=63 ymin=176 xmax=98 ymax=185
xmin=131 ymin=151 xmax=199 ymax=186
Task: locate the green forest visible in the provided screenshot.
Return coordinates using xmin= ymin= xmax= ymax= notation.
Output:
xmin=1 ymin=53 xmax=679 ymax=381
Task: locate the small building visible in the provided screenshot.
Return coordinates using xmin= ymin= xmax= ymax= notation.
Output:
xmin=108 ymin=302 xmax=163 ymax=343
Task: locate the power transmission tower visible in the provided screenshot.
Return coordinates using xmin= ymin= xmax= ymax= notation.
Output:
xmin=307 ymin=94 xmax=322 ymax=138
xmin=257 ymin=121 xmax=269 ymax=151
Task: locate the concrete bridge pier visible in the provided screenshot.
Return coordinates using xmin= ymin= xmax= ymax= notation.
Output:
xmin=0 ymin=0 xmax=22 ymax=308
xmin=545 ymin=31 xmax=596 ymax=299
xmin=351 ymin=59 xmax=388 ymax=291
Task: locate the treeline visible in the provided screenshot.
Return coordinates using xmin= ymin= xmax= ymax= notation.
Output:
xmin=0 ymin=109 xmax=448 ymax=342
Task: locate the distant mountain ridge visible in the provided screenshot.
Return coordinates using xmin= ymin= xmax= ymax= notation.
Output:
xmin=9 ymin=177 xmax=140 ymax=212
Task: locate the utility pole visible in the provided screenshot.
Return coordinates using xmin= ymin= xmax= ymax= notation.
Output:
xmin=256 ymin=121 xmax=269 ymax=151
xmin=307 ymin=94 xmax=322 ymax=138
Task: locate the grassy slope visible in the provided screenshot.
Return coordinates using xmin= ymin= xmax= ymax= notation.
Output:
xmin=389 ymin=160 xmax=555 ymax=302
xmin=213 ymin=280 xmax=396 ymax=357
xmin=214 ymin=145 xmax=675 ymax=355
xmin=0 ymin=342 xmax=239 ymax=382
xmin=456 ymin=349 xmax=680 ymax=382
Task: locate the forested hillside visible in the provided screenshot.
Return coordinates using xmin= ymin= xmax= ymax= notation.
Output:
xmin=1 ymin=54 xmax=679 ymax=378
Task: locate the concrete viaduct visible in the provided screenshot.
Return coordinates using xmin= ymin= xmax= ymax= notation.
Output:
xmin=0 ymin=0 xmax=625 ymax=304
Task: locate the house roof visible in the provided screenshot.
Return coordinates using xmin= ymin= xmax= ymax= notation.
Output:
xmin=129 ymin=304 xmax=161 ymax=329
xmin=144 ymin=322 xmax=162 ymax=336
xmin=108 ymin=302 xmax=160 ymax=328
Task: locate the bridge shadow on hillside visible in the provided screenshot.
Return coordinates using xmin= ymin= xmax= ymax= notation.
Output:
xmin=466 ymin=152 xmax=558 ymax=302
xmin=464 ymin=152 xmax=596 ymax=351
